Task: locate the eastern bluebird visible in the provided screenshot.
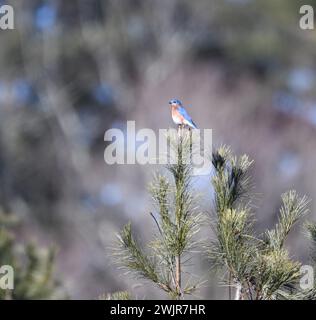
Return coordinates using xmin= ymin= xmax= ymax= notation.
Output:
xmin=169 ymin=99 xmax=198 ymax=129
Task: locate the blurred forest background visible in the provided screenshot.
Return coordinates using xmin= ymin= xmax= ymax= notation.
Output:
xmin=1 ymin=0 xmax=316 ymax=299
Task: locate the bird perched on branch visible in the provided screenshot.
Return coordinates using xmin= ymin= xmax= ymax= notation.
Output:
xmin=169 ymin=99 xmax=198 ymax=129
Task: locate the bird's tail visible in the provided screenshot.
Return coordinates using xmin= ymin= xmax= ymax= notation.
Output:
xmin=190 ymin=120 xmax=198 ymax=129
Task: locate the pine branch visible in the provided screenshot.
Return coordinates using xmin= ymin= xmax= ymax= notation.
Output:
xmin=209 ymin=147 xmax=255 ymax=299
xmin=114 ymin=223 xmax=164 ymax=287
xmin=113 ymin=128 xmax=203 ymax=299
xmin=208 ymin=147 xmax=310 ymax=300
xmin=266 ymin=191 xmax=309 ymax=250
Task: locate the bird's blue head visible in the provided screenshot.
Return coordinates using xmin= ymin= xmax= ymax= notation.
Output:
xmin=169 ymin=99 xmax=182 ymax=107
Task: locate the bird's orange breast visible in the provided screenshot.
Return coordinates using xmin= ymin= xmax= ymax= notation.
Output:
xmin=171 ymin=106 xmax=184 ymax=123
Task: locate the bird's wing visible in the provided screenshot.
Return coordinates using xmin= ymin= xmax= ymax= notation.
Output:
xmin=178 ymin=106 xmax=198 ymax=128
xmin=178 ymin=106 xmax=192 ymax=121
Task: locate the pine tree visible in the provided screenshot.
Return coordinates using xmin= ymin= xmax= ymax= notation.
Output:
xmin=208 ymin=146 xmax=313 ymax=300
xmin=112 ymin=130 xmax=316 ymax=300
xmin=113 ymin=129 xmax=203 ymax=299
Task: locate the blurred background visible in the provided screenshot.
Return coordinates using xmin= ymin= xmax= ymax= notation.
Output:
xmin=1 ymin=0 xmax=316 ymax=299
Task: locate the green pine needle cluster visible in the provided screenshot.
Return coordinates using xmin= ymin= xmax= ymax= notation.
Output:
xmin=0 ymin=212 xmax=63 ymax=299
xmin=100 ymin=291 xmax=131 ymax=300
